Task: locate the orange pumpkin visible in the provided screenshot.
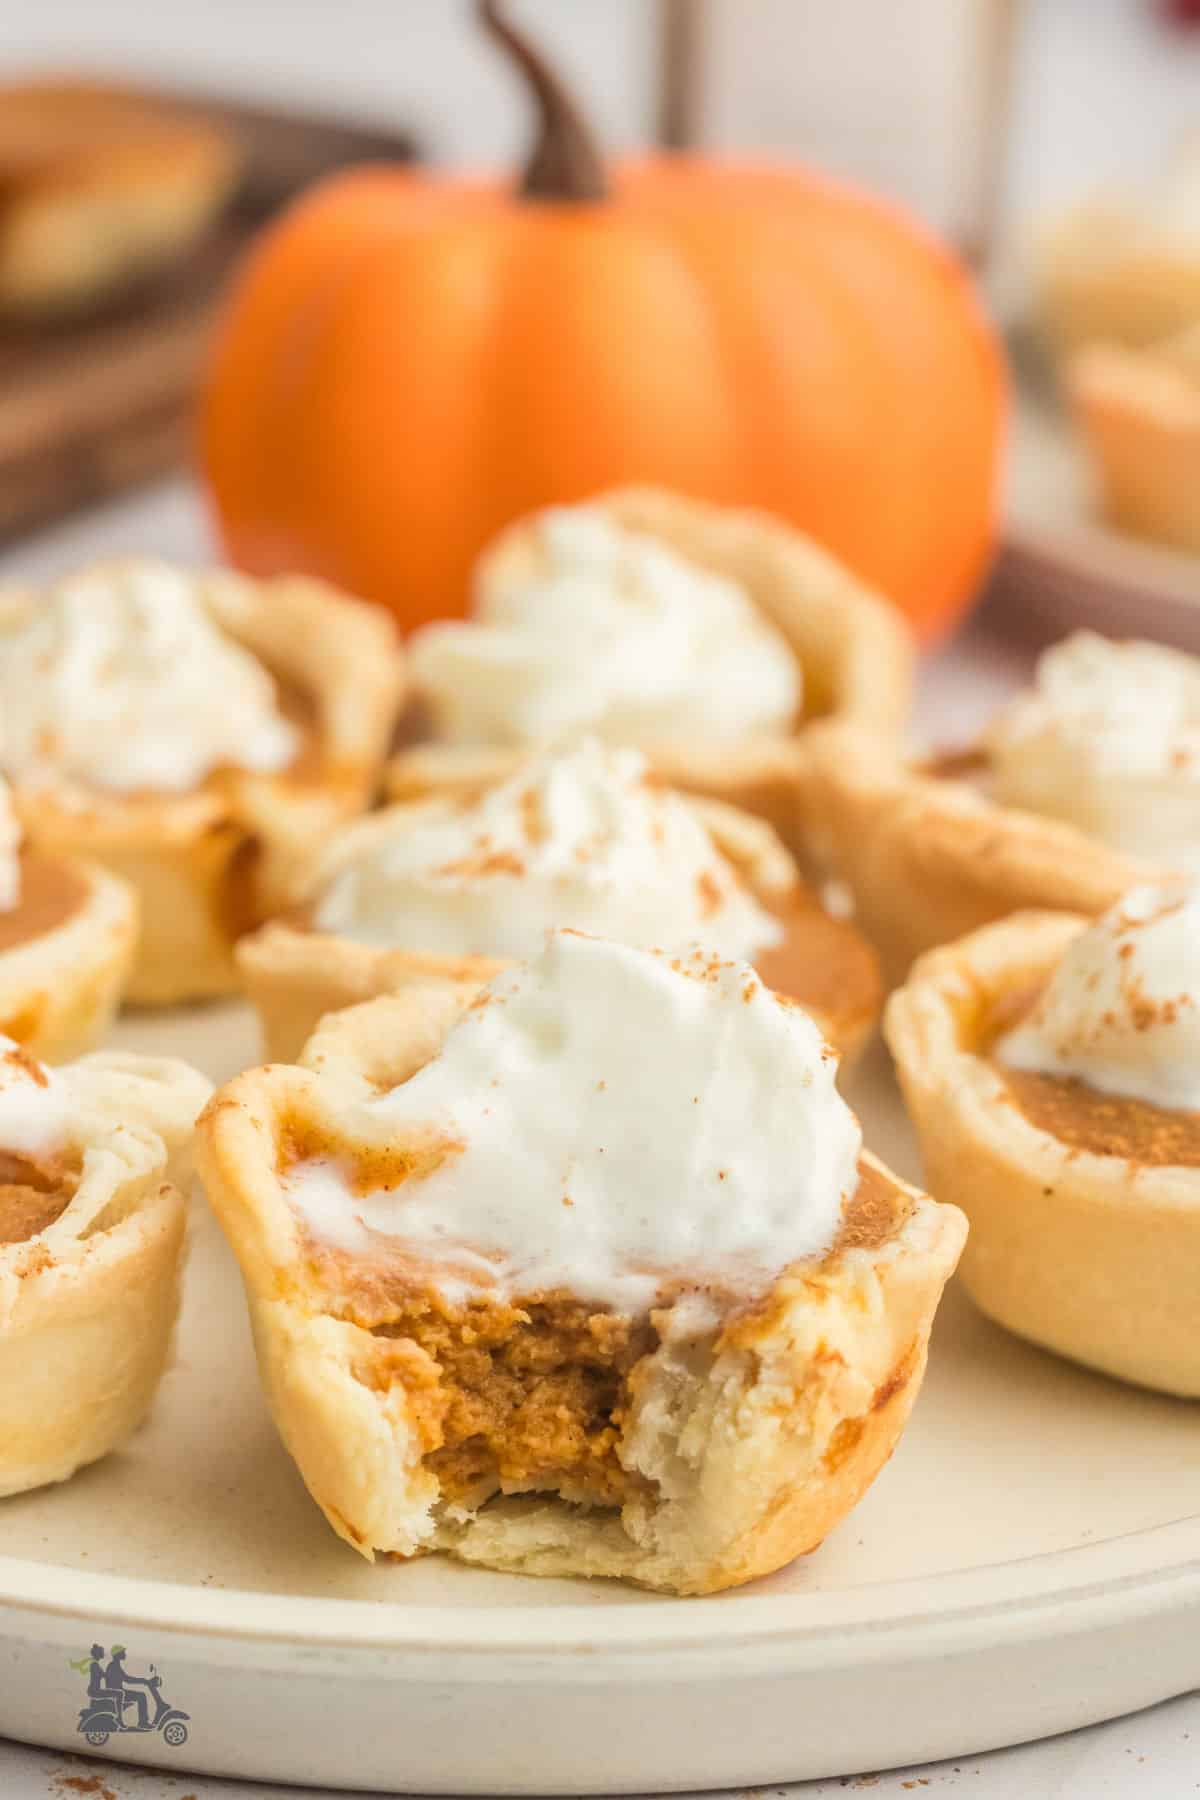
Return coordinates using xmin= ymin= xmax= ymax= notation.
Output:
xmin=201 ymin=2 xmax=1006 ymax=642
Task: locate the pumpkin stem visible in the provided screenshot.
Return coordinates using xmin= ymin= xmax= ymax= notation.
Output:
xmin=479 ymin=0 xmax=608 ymax=203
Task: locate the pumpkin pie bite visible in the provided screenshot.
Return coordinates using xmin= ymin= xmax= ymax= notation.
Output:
xmin=0 ymin=772 xmax=136 ymax=1061
xmin=887 ymin=882 xmax=1200 ymax=1397
xmin=0 ymin=558 xmax=405 ymax=1005
xmin=0 ymin=1035 xmax=210 ymax=1495
xmin=387 ymin=488 xmax=914 ymax=854
xmin=200 ymin=931 xmax=964 ymax=1595
xmin=792 ymin=632 xmax=1193 ymax=986
xmin=237 ymin=740 xmax=881 ymax=1066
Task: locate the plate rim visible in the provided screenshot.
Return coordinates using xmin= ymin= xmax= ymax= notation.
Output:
xmin=1 ymin=1508 xmax=1197 ymax=1665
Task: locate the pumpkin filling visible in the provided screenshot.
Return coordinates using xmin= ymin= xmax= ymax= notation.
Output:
xmin=0 ymin=1147 xmax=77 ymax=1245
xmin=292 ymin=1155 xmax=906 ymax=1513
xmin=366 ymin=1285 xmax=658 ymax=1509
xmin=985 ymin=988 xmax=1200 ymax=1168
xmin=0 ymin=852 xmax=87 ymax=953
xmin=755 ymin=885 xmax=881 ymax=1029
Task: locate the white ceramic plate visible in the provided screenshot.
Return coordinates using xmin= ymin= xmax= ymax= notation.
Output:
xmin=0 ymin=1003 xmax=1197 ymax=1794
xmin=994 ymin=380 xmax=1200 ymax=646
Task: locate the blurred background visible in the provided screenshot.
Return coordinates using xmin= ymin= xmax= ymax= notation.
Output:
xmin=1 ymin=0 xmax=1197 ymax=648
xmin=6 ymin=0 xmax=1198 ymax=265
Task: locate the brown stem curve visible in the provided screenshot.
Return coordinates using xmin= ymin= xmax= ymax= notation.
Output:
xmin=479 ymin=0 xmax=608 ymax=203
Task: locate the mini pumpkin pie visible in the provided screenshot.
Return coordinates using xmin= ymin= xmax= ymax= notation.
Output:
xmin=1068 ymin=323 xmax=1200 ymax=556
xmin=1034 ymin=135 xmax=1200 ymax=358
xmin=792 ymin=632 xmax=1191 ymax=986
xmin=887 ymin=882 xmax=1200 ymax=1397
xmin=0 ymin=1034 xmax=211 ymax=1495
xmin=199 ymin=931 xmax=964 ymax=1595
xmin=0 ymin=557 xmax=404 ymax=1005
xmin=387 ymin=489 xmax=914 ymax=852
xmin=237 ymin=739 xmax=882 ymax=1066
xmin=0 ymin=772 xmax=137 ymax=1061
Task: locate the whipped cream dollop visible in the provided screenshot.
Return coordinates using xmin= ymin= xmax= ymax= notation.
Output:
xmin=0 ymin=1037 xmax=69 ymax=1156
xmin=0 ymin=560 xmax=299 ymax=795
xmin=0 ymin=779 xmax=21 ymax=913
xmin=411 ymin=506 xmax=800 ymax=749
xmin=996 ymin=882 xmax=1200 ymax=1111
xmin=985 ymin=633 xmax=1200 ymax=870
xmin=311 ymin=741 xmax=783 ymax=962
xmin=285 ymin=931 xmax=861 ymax=1312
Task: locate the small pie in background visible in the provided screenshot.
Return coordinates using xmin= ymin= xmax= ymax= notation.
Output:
xmin=388 ymin=488 xmax=914 ymax=856
xmin=200 ymin=931 xmax=964 ymax=1595
xmin=0 ymin=558 xmax=405 ymax=1006
xmin=239 ymin=739 xmax=881 ymax=1067
xmin=0 ymin=77 xmax=241 ymax=319
xmin=0 ymin=771 xmax=136 ymax=1061
xmin=791 ymin=632 xmax=1189 ymax=985
xmin=1068 ymin=322 xmax=1200 ymax=555
xmin=0 ymin=1036 xmax=211 ymax=1496
xmin=887 ymin=882 xmax=1200 ymax=1397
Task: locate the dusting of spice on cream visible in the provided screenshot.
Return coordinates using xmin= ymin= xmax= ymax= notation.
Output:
xmin=283 ymin=931 xmax=860 ymax=1312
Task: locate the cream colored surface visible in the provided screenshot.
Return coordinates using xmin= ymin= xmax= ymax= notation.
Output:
xmin=0 ymin=856 xmax=137 ymax=1063
xmin=0 ymin=1048 xmax=210 ymax=1497
xmin=199 ymin=990 xmax=962 ymax=1595
xmin=10 ymin=571 xmax=405 ymax=1005
xmin=390 ymin=487 xmax=915 ymax=854
xmin=791 ymin=720 xmax=1157 ymax=988
xmin=887 ymin=910 xmax=1200 ymax=1397
xmin=236 ymin=788 xmax=878 ymax=1067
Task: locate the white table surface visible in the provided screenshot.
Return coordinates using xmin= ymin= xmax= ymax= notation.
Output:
xmin=0 ymin=479 xmax=1192 ymax=1800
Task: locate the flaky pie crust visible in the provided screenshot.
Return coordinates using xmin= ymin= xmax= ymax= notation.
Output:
xmin=197 ymin=991 xmax=964 ymax=1596
xmin=235 ymin=791 xmax=881 ymax=1068
xmin=0 ymin=1048 xmax=211 ymax=1496
xmin=791 ymin=721 xmax=1159 ymax=988
xmin=388 ymin=487 xmax=915 ymax=855
xmin=0 ymin=853 xmax=137 ymax=1062
xmin=10 ymin=568 xmax=406 ymax=1006
xmin=886 ymin=911 xmax=1200 ymax=1397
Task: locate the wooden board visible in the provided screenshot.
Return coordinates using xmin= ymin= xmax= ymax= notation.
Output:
xmin=0 ymin=93 xmax=418 ymax=542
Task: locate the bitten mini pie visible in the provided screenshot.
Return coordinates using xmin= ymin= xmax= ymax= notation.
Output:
xmin=200 ymin=932 xmax=964 ymax=1596
xmin=388 ymin=489 xmax=914 ymax=851
xmin=793 ymin=632 xmax=1187 ymax=985
xmin=1069 ymin=324 xmax=1200 ymax=555
xmin=0 ymin=558 xmax=404 ymax=1005
xmin=0 ymin=773 xmax=137 ymax=1061
xmin=239 ymin=741 xmax=881 ymax=1065
xmin=887 ymin=883 xmax=1200 ymax=1397
xmin=0 ymin=1037 xmax=211 ymax=1495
